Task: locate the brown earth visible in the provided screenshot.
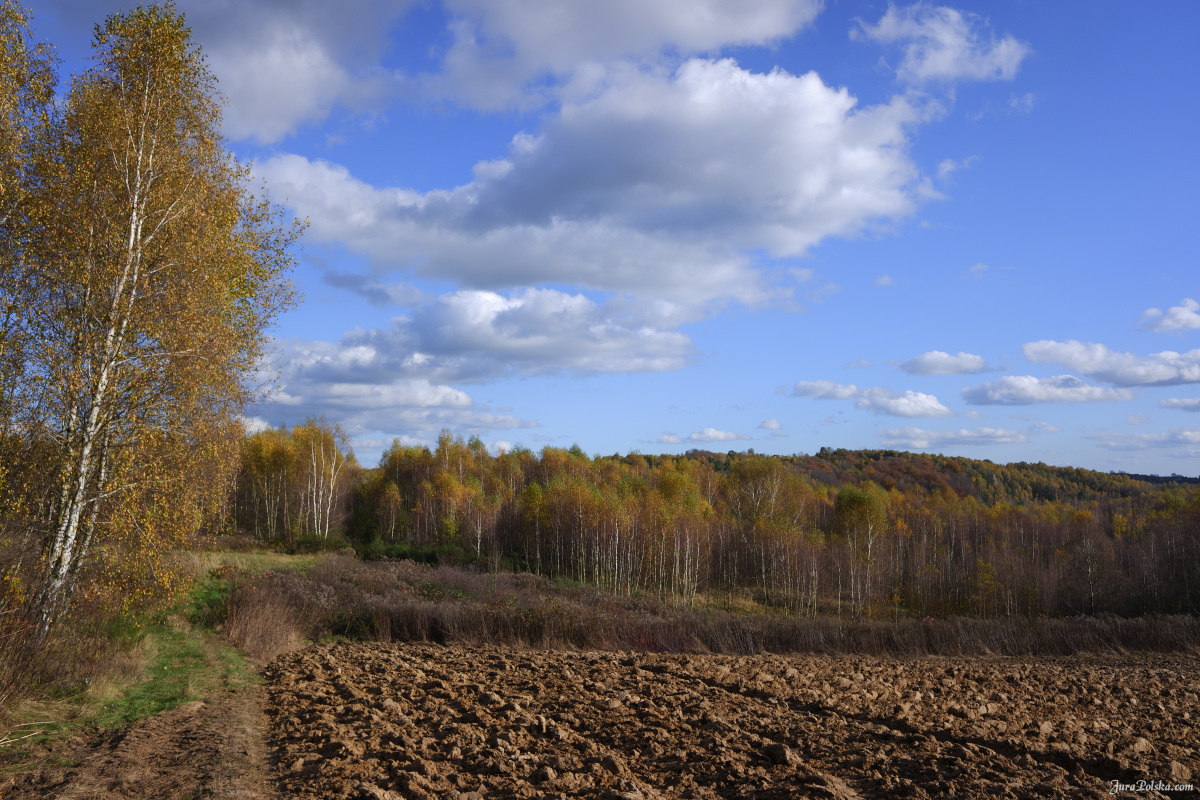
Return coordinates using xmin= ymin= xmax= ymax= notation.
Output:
xmin=265 ymin=644 xmax=1198 ymax=800
xmin=6 ymin=645 xmax=1198 ymax=799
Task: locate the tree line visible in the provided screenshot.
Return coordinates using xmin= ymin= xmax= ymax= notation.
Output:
xmin=232 ymin=423 xmax=1200 ymax=620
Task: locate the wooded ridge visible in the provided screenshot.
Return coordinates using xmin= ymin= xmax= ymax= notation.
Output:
xmin=230 ymin=423 xmax=1200 ymax=620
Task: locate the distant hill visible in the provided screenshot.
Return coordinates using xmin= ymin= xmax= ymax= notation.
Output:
xmin=683 ymin=447 xmax=1198 ymax=505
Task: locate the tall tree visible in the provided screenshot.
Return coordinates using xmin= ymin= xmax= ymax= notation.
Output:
xmin=14 ymin=4 xmax=297 ymax=636
xmin=0 ymin=0 xmax=54 ymax=448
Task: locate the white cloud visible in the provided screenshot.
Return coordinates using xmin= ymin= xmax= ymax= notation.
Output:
xmin=42 ymin=0 xmax=411 ymax=143
xmin=758 ymin=418 xmax=783 ymax=430
xmin=794 ymin=380 xmax=860 ymax=400
xmin=657 ymin=433 xmax=683 ymax=444
xmin=281 ymin=288 xmax=693 ymax=390
xmin=1089 ymin=428 xmax=1200 ymax=452
xmin=1023 ymin=340 xmax=1200 ymax=387
xmin=258 ymin=58 xmax=925 ymax=309
xmin=874 ymin=274 xmax=895 ymax=287
xmin=188 ymin=0 xmax=412 ymax=143
xmin=1129 ymin=413 xmax=1150 ymax=425
xmin=259 ymin=283 xmax=702 ymax=439
xmin=688 ymin=428 xmax=751 ymax=442
xmin=434 ymin=0 xmax=822 ymax=109
xmin=1140 ymin=298 xmax=1200 ymax=333
xmin=238 ymin=415 xmax=273 ymax=434
xmin=855 ymin=4 xmax=1031 ymax=84
xmin=489 ymin=440 xmax=514 ymax=455
xmin=795 ymin=381 xmax=952 ymax=417
xmin=968 ymin=262 xmax=989 ymax=278
xmin=878 ymin=426 xmax=1028 ymax=449
xmin=936 ymin=154 xmax=979 ymax=180
xmin=962 ymin=374 xmax=1133 ymax=405
xmin=900 ymin=350 xmax=989 ymax=375
xmin=398 ymin=288 xmax=694 ymax=380
xmin=857 ymin=387 xmax=953 ymax=417
xmin=265 ymin=357 xmax=536 ymax=440
xmin=1162 ymin=398 xmax=1200 ymax=413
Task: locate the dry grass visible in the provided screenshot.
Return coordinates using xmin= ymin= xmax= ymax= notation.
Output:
xmin=218 ymin=556 xmax=1200 ymax=658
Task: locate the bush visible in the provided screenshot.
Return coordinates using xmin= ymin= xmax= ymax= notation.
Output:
xmin=206 ymin=556 xmax=1200 ymax=657
xmin=289 ymin=533 xmax=352 ymax=554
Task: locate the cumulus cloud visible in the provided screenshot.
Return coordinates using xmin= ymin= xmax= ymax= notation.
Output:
xmin=284 ymin=288 xmax=694 ymax=389
xmin=433 ymin=0 xmax=822 ymax=109
xmin=657 ymin=433 xmax=683 ymax=444
xmin=1140 ymin=298 xmax=1200 ymax=333
xmin=900 ymin=350 xmax=990 ymax=375
xmin=258 ymin=58 xmax=924 ymax=309
xmin=265 ymin=348 xmax=536 ymax=439
xmin=854 ymin=3 xmax=1031 ymax=84
xmin=795 ymin=381 xmax=952 ymax=417
xmin=758 ymin=418 xmax=783 ymax=430
xmin=968 ymin=262 xmax=989 ymax=278
xmin=263 ymin=288 xmax=696 ymax=438
xmin=878 ymin=426 xmax=1028 ymax=449
xmin=1162 ymin=398 xmax=1200 ymax=412
xmin=874 ymin=274 xmax=895 ymax=287
xmin=857 ymin=388 xmax=953 ymax=417
xmin=1088 ymin=428 xmax=1200 ymax=452
xmin=399 ymin=289 xmax=694 ymax=379
xmin=1022 ymin=340 xmax=1200 ymax=387
xmin=256 ymin=283 xmax=700 ymax=441
xmin=43 ymin=0 xmax=411 ymax=143
xmin=687 ymin=428 xmax=751 ymax=442
xmin=962 ymin=374 xmax=1133 ymax=405
xmin=794 ymin=381 xmax=861 ymax=400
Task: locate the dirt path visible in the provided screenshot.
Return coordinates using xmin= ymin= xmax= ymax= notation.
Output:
xmin=3 ymin=684 xmax=279 ymax=800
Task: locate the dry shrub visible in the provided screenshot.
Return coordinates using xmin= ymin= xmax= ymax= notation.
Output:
xmin=0 ymin=610 xmax=146 ymax=736
xmin=221 ymin=557 xmax=1200 ymax=658
xmin=0 ymin=613 xmax=34 ymax=715
xmin=224 ymin=582 xmax=306 ymax=663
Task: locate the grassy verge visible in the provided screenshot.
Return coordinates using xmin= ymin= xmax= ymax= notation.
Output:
xmin=0 ymin=550 xmax=320 ymax=770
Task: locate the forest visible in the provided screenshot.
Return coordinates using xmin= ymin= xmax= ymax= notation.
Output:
xmin=229 ymin=420 xmax=1200 ymax=621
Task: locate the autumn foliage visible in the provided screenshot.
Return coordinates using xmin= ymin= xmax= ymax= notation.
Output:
xmin=232 ymin=430 xmax=1200 ymax=621
xmin=0 ymin=1 xmax=297 ymax=642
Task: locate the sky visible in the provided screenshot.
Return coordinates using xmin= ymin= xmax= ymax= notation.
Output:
xmin=35 ymin=1 xmax=1200 ymax=476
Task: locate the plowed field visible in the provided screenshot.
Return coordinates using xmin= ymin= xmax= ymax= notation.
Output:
xmin=265 ymin=644 xmax=1198 ymax=800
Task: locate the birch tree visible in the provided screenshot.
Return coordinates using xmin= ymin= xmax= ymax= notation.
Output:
xmin=14 ymin=4 xmax=297 ymax=636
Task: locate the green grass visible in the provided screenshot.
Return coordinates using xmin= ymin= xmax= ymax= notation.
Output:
xmin=89 ymin=616 xmax=257 ymax=729
xmin=1 ymin=548 xmax=317 ymax=762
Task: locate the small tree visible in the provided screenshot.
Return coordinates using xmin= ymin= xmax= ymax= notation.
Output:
xmin=834 ymin=484 xmax=887 ymax=617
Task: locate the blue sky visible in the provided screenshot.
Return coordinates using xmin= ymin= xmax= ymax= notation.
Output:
xmin=37 ymin=1 xmax=1200 ymax=475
